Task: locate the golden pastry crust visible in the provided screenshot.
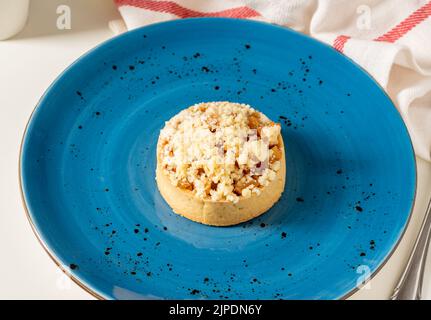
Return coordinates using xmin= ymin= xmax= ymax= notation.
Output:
xmin=155 ymin=102 xmax=286 ymax=226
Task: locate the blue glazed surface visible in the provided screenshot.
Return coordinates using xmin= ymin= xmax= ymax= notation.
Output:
xmin=21 ymin=18 xmax=416 ymax=299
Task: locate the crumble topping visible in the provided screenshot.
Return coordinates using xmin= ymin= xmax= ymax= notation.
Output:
xmin=158 ymin=102 xmax=283 ymax=203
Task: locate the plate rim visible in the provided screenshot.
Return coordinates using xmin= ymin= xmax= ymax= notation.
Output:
xmin=19 ymin=17 xmax=418 ymax=300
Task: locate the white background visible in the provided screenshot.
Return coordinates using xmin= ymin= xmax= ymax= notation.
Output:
xmin=0 ymin=0 xmax=430 ymax=299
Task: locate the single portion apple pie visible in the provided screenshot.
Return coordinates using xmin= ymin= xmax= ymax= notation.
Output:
xmin=156 ymin=101 xmax=286 ymax=226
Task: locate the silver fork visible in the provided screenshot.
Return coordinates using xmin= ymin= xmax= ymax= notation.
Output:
xmin=391 ymin=196 xmax=431 ymax=300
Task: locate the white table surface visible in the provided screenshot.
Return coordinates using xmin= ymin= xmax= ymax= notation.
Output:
xmin=1 ymin=0 xmax=430 ymax=300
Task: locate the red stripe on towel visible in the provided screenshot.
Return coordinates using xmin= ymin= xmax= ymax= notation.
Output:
xmin=333 ymin=35 xmax=351 ymax=52
xmin=115 ymin=0 xmax=261 ymax=18
xmin=374 ymin=1 xmax=431 ymax=42
xmin=333 ymin=1 xmax=431 ymax=52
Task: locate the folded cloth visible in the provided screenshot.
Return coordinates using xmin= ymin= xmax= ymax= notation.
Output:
xmin=112 ymin=0 xmax=431 ymax=161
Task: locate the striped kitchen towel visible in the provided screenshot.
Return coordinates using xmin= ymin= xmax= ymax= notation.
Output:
xmin=112 ymin=0 xmax=431 ymax=161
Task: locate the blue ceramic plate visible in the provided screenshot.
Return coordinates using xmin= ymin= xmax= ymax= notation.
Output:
xmin=21 ymin=18 xmax=416 ymax=300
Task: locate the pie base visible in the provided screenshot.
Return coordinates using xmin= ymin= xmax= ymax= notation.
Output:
xmin=156 ymin=139 xmax=286 ymax=227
